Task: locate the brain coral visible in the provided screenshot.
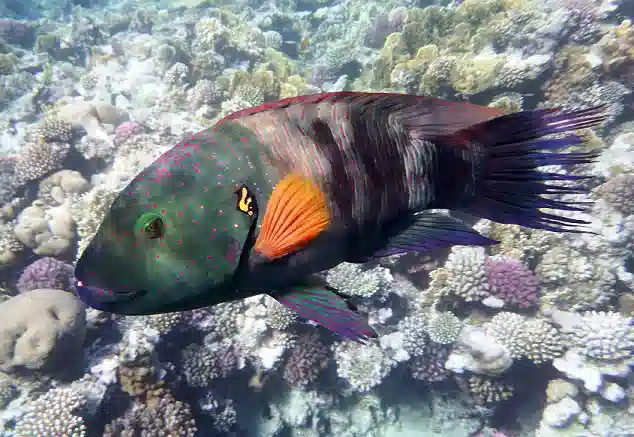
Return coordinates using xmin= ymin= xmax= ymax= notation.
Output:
xmin=0 ymin=289 xmax=86 ymax=373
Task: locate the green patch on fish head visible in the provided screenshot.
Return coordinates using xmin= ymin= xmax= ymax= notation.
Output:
xmin=75 ymin=122 xmax=270 ymax=315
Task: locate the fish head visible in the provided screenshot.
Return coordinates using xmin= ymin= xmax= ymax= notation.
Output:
xmin=74 ymin=126 xmax=265 ymax=315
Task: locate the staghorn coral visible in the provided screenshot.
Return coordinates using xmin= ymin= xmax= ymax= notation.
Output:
xmin=16 ymin=256 xmax=74 ymax=294
xmin=333 ymin=341 xmax=393 ymax=392
xmin=13 ymin=387 xmax=87 ymax=437
xmin=485 ymin=256 xmax=540 ymax=309
xmin=282 ymin=332 xmax=329 ymax=388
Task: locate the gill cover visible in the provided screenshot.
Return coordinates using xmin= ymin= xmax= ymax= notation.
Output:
xmin=74 ymin=122 xmax=269 ymax=315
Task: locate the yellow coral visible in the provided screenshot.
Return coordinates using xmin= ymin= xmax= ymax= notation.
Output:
xmin=451 ymin=54 xmax=505 ymax=95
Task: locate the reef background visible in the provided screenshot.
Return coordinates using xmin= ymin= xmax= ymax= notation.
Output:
xmin=0 ymin=0 xmax=633 ymax=436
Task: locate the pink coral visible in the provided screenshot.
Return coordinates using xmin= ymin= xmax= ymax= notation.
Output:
xmin=114 ymin=121 xmax=142 ymax=145
xmin=16 ymin=257 xmax=74 ymax=294
xmin=485 ymin=257 xmax=539 ymax=309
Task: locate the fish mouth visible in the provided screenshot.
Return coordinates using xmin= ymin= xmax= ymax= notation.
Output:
xmin=74 ymin=279 xmax=146 ymax=312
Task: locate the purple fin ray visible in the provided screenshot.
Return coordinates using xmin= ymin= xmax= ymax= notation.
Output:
xmin=373 ymin=211 xmax=498 ymax=257
xmin=274 ymin=286 xmax=377 ymax=343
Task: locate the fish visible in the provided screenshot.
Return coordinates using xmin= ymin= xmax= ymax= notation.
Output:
xmin=299 ymin=38 xmax=309 ymax=53
xmin=73 ymin=92 xmax=606 ymax=343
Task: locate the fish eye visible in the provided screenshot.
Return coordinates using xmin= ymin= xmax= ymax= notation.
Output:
xmin=136 ymin=213 xmax=164 ymax=240
xmin=144 ymin=217 xmax=164 ymax=239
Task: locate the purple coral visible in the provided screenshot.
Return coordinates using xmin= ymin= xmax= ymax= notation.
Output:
xmin=485 ymin=257 xmax=539 ymax=309
xmin=282 ymin=333 xmax=329 ymax=388
xmin=410 ymin=342 xmax=451 ymax=383
xmin=114 ymin=121 xmax=142 ymax=145
xmin=16 ymin=257 xmax=74 ymax=294
xmin=364 ymin=8 xmax=405 ymax=48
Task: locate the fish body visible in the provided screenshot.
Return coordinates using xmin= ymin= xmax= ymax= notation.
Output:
xmin=74 ymin=92 xmax=605 ymax=343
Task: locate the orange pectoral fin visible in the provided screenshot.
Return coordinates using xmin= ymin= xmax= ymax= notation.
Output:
xmin=254 ymin=173 xmax=331 ymax=260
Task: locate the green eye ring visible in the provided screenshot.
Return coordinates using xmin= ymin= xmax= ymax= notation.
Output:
xmin=136 ymin=212 xmax=164 ymax=239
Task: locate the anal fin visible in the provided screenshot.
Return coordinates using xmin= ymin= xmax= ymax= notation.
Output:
xmin=373 ymin=211 xmax=498 ymax=257
xmin=272 ymin=285 xmax=377 ymax=343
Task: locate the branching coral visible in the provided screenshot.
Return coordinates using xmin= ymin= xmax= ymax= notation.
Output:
xmin=485 ymin=256 xmax=540 ymax=309
xmin=485 ymin=312 xmax=527 ymax=360
xmin=597 ymin=19 xmax=634 ymax=86
xmin=485 ymin=312 xmax=565 ymax=363
xmin=410 ymin=341 xmax=452 ymax=383
xmin=144 ymin=312 xmax=188 ymax=334
xmin=326 ymin=262 xmax=391 ymax=298
xmin=518 ymin=319 xmax=566 ymax=364
xmin=537 ymin=245 xmax=617 ymax=312
xmin=597 ymin=174 xmax=634 ymax=216
xmin=13 ymin=388 xmax=87 ymax=437
xmin=14 ymin=141 xmax=71 ymax=184
xmin=0 ymin=219 xmax=24 ymax=265
xmin=467 ymin=374 xmax=516 ymax=405
xmin=103 ymin=392 xmax=197 ymax=437
xmin=568 ymin=311 xmax=634 ymax=362
xmin=333 ymin=341 xmax=393 ymax=392
xmin=398 ymin=313 xmax=428 ymax=357
xmin=436 ymin=246 xmax=490 ymax=303
xmin=180 ymin=339 xmax=240 ymax=387
xmin=282 ymin=332 xmax=329 ymax=388
xmin=33 ymin=117 xmax=74 ymax=144
xmin=426 ymin=311 xmax=463 ymax=344
xmin=265 ymin=298 xmax=298 ymax=331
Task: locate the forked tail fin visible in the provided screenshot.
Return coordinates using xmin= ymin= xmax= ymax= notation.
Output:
xmin=436 ymin=106 xmax=607 ymax=233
